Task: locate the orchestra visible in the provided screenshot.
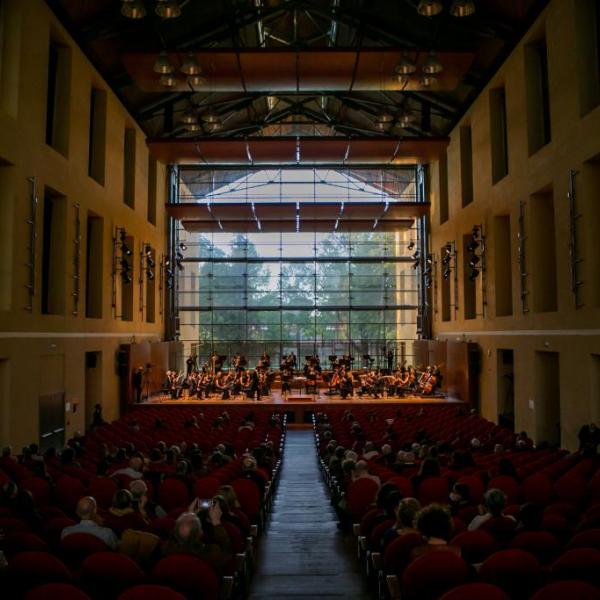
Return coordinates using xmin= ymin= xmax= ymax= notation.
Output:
xmin=161 ymin=351 xmax=443 ymax=401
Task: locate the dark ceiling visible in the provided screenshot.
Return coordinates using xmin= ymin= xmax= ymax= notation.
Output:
xmin=47 ymin=0 xmax=549 ymax=141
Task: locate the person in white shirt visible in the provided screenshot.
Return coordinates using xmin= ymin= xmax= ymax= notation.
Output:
xmin=61 ymin=496 xmax=118 ymax=549
xmin=112 ymin=456 xmax=144 ymax=480
xmin=468 ymin=488 xmax=516 ymax=531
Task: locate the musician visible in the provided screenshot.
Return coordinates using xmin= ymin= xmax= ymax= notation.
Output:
xmin=186 ymin=354 xmax=197 ymax=376
xmin=289 ymin=352 xmax=297 ymax=370
xmin=132 ymin=367 xmax=144 ymax=403
xmin=339 ymin=370 xmax=354 ymax=400
xmin=258 ymin=351 xmax=270 ymax=370
xmin=210 ymin=352 xmax=223 ymax=374
xmin=386 ymin=349 xmax=394 ymax=372
xmin=215 ymin=372 xmax=231 ymax=400
xmin=247 ymin=369 xmax=260 ymax=401
xmin=281 ymin=365 xmax=292 ymax=395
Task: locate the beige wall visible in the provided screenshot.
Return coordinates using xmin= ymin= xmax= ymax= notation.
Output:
xmin=429 ymin=0 xmax=600 ymax=450
xmin=0 ymin=0 xmax=168 ymax=450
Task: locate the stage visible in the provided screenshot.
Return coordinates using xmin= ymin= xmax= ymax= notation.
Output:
xmin=140 ymin=390 xmax=463 ymax=423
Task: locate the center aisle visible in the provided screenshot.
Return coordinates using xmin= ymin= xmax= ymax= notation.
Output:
xmin=249 ymin=429 xmax=374 ymax=600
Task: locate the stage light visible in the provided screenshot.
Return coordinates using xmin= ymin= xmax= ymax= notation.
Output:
xmin=181 ymin=52 xmax=201 ymax=76
xmin=395 ymin=52 xmax=417 ymax=76
xmin=146 ymin=257 xmax=155 ymax=269
xmin=422 ymin=51 xmax=443 ymax=74
xmin=469 ymin=255 xmax=481 ymax=267
xmin=467 ymin=240 xmax=479 ymax=252
xmin=121 ymin=0 xmax=146 ymax=19
xmin=417 ymin=0 xmax=443 ymax=16
xmin=159 ymin=74 xmax=178 ymax=88
xmin=147 ymin=270 xmax=155 ymax=280
xmin=187 ymin=74 xmax=207 ymax=87
xmin=181 ymin=111 xmax=198 ymax=125
xmin=156 ymin=0 xmax=181 ymax=18
xmin=450 ymin=0 xmax=476 ymax=17
xmin=469 ymin=268 xmax=480 ymax=281
xmin=407 ymin=239 xmax=415 ymax=251
xmin=443 ymin=267 xmax=451 ymax=280
xmin=153 ymin=51 xmax=174 ymax=74
xmin=121 ymin=272 xmax=133 ymax=284
xmin=144 ymin=244 xmax=153 ymax=258
xmin=179 ymin=242 xmax=187 ymax=251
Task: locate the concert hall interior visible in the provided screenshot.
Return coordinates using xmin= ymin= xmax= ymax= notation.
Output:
xmin=1 ymin=1 xmax=600 ymax=599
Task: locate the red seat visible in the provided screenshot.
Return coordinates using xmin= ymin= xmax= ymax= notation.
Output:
xmin=456 ymin=475 xmax=485 ymax=504
xmin=402 ymin=551 xmax=470 ymax=600
xmin=158 ymin=479 xmax=191 ymax=512
xmin=152 ymin=554 xmax=219 ymax=600
xmin=531 ymin=580 xmax=600 ymax=600
xmin=25 ymin=583 xmax=92 ymax=600
xmin=22 ymin=477 xmax=53 ymax=507
xmin=194 ymin=477 xmax=221 ymax=499
xmin=440 ymin=583 xmax=510 ymax=600
xmin=55 ymin=476 xmax=86 ymax=514
xmin=383 ymin=533 xmax=426 ymax=577
xmin=369 ymin=519 xmax=395 ymax=549
xmin=550 ymin=548 xmax=600 ymax=587
xmin=568 ymin=529 xmax=600 ymax=551
xmin=43 ymin=516 xmax=77 ymax=546
xmin=60 ymin=533 xmax=112 ymax=565
xmin=149 ymin=516 xmax=176 ymax=540
xmin=451 ymin=530 xmax=499 ymax=564
xmin=509 ymin=531 xmax=561 ymax=564
xmin=2 ymin=532 xmax=48 ymax=558
xmin=81 ymin=551 xmax=145 ymax=597
xmin=480 ymin=516 xmax=517 ymax=544
xmin=522 ymin=474 xmax=553 ymax=505
xmin=416 ymin=477 xmax=449 ymax=505
xmin=87 ymin=477 xmax=119 ymax=509
xmin=231 ymin=478 xmax=262 ymax=520
xmin=118 ymin=585 xmax=186 ymax=600
xmin=8 ymin=551 xmax=71 ymax=592
xmin=480 ymin=549 xmax=541 ymax=599
xmin=387 ymin=476 xmax=414 ymax=498
xmin=0 ymin=516 xmax=31 ymax=533
xmin=346 ymin=478 xmax=380 ymax=521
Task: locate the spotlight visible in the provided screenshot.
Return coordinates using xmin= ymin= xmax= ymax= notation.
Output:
xmin=121 ymin=272 xmax=133 ymax=284
xmin=121 ymin=242 xmax=132 ymax=256
xmin=180 ymin=52 xmax=201 ymax=76
xmin=407 ymin=239 xmax=415 ymax=251
xmin=395 ymin=52 xmax=417 ymax=76
xmin=202 ymin=111 xmax=220 ymax=124
xmin=443 ymin=267 xmax=451 ymax=280
xmin=181 ymin=111 xmax=198 ymax=125
xmin=467 ymin=240 xmax=479 ymax=252
xmin=179 ymin=242 xmax=187 ymax=251
xmin=420 ymin=74 xmax=437 ymax=88
xmin=159 ymin=74 xmax=178 ymax=88
xmin=450 ymin=0 xmax=476 ymax=17
xmin=146 ymin=257 xmax=155 ymax=269
xmin=153 ymin=51 xmax=174 ymax=74
xmin=417 ymin=0 xmax=443 ymax=16
xmin=121 ymin=0 xmax=146 ymax=19
xmin=422 ymin=51 xmax=443 ymax=74
xmin=469 ymin=268 xmax=480 ymax=281
xmin=155 ymin=0 xmax=181 ymax=18
xmin=120 ymin=258 xmax=131 ymax=270
xmin=187 ymin=74 xmax=207 ymax=87
xmin=144 ymin=244 xmax=153 ymax=258
xmin=469 ymin=255 xmax=481 ymax=267
xmin=147 ymin=270 xmax=155 ymax=281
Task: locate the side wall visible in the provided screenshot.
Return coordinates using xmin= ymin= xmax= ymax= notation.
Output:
xmin=429 ymin=0 xmax=600 ymax=450
xmin=0 ymin=0 xmax=167 ymax=450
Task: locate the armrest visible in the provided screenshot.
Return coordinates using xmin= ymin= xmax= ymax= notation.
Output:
xmin=358 ymin=536 xmax=367 ymax=551
xmin=249 ymin=524 xmax=258 ymax=537
xmin=220 ymin=575 xmax=234 ymax=600
xmin=371 ymin=552 xmax=382 ymax=571
xmin=352 ymin=523 xmax=361 ymax=536
xmin=386 ymin=575 xmax=401 ymax=600
xmin=235 ymin=552 xmax=246 ymax=572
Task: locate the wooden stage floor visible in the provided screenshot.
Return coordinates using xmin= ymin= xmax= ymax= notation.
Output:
xmin=143 ymin=390 xmax=460 ymax=410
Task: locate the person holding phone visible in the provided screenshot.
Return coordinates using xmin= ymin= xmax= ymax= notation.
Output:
xmin=161 ymin=498 xmax=232 ymax=570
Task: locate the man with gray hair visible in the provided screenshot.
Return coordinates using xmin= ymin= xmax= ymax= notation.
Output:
xmin=61 ymin=496 xmax=118 ymax=549
xmin=112 ymin=456 xmax=144 ymax=480
xmin=162 ymin=500 xmax=232 ymax=570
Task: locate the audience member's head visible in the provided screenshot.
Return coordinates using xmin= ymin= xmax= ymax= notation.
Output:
xmin=217 ymin=485 xmax=240 ymax=510
xmin=483 ymin=488 xmax=506 ymax=517
xmin=112 ymin=489 xmax=134 ymax=511
xmin=396 ymin=497 xmax=421 ymax=529
xmin=76 ymin=496 xmax=98 ymax=521
xmin=415 ymin=504 xmax=453 ymax=541
xmin=518 ymin=502 xmax=543 ymax=531
xmin=173 ymin=512 xmax=203 ymax=545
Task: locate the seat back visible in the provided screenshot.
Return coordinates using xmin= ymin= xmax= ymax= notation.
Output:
xmin=383 ymin=532 xmax=426 ymax=575
xmin=451 ymin=530 xmax=499 ymax=564
xmin=509 ymin=531 xmax=561 ymax=564
xmin=439 ymin=583 xmax=510 ymax=600
xmin=24 ymin=583 xmax=91 ymax=600
xmin=346 ymin=478 xmax=379 ymax=521
xmin=417 ymin=477 xmax=449 ymax=506
xmin=480 ymin=549 xmax=541 ymax=599
xmin=8 ymin=551 xmax=71 ymax=593
xmin=60 ymin=533 xmax=111 ymax=565
xmin=402 ymin=551 xmax=470 ymax=600
xmin=231 ymin=478 xmax=262 ymax=519
xmin=118 ymin=584 xmax=186 ymax=600
xmin=531 ymin=580 xmax=600 ymax=600
xmin=81 ymin=551 xmax=145 ymax=597
xmin=158 ymin=478 xmax=190 ymax=512
xmin=152 ymin=554 xmax=219 ymax=600
xmin=550 ymin=548 xmax=600 ymax=587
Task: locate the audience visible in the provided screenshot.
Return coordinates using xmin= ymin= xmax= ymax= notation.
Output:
xmin=412 ymin=504 xmax=460 ymax=558
xmin=468 ymin=488 xmax=516 ymax=531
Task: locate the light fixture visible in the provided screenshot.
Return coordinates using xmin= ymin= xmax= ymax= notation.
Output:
xmin=153 ymin=51 xmax=174 ymax=74
xmin=181 ymin=110 xmax=198 ymax=125
xmin=420 ymin=74 xmax=437 ymax=88
xmin=450 ymin=0 xmax=476 ymax=17
xmin=181 ymin=53 xmax=202 ymax=76
xmin=397 ymin=111 xmax=414 ymax=128
xmin=206 ymin=121 xmax=223 ymax=132
xmin=179 ymin=242 xmax=187 ymax=251
xmin=395 ymin=52 xmax=417 ymax=77
xmin=407 ymin=239 xmax=415 ymax=251
xmin=155 ymin=0 xmax=181 ymax=18
xmin=422 ymin=51 xmax=443 ymax=74
xmin=187 ymin=74 xmax=207 ymax=87
xmin=202 ymin=111 xmax=220 ymax=124
xmin=159 ymin=74 xmax=178 ymax=88
xmin=121 ymin=0 xmax=146 ymax=19
xmin=185 ymin=123 xmax=202 ymax=132
xmin=417 ymin=0 xmax=443 ymax=17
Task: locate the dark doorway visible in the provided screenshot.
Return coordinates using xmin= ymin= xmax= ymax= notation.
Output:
xmin=39 ymin=392 xmax=65 ymax=451
xmin=535 ymin=351 xmax=561 ymax=445
xmin=497 ymin=349 xmax=515 ymax=431
xmin=85 ymin=351 xmax=103 ymax=430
